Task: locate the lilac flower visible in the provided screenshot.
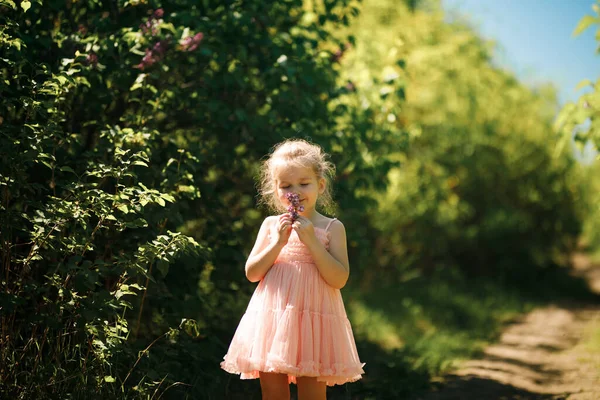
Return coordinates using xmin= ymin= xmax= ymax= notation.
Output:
xmin=140 ymin=9 xmax=163 ymax=36
xmin=135 ymin=48 xmax=158 ymax=70
xmin=285 ymin=192 xmax=304 ymax=221
xmin=134 ymin=40 xmax=169 ymax=70
xmin=153 ymin=8 xmax=164 ymax=19
xmin=180 ymin=32 xmax=204 ymax=52
xmin=140 ymin=20 xmax=153 ymax=34
xmin=152 ymin=40 xmax=168 ymax=56
xmin=86 ymin=52 xmax=98 ymax=67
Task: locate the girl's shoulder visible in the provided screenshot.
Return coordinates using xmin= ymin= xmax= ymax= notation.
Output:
xmin=318 ymin=215 xmax=344 ymax=231
xmin=264 ymin=215 xmax=279 ymax=223
xmin=261 ymin=215 xmax=280 ymax=229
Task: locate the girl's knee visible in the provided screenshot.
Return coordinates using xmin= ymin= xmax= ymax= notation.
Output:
xmin=259 ymin=372 xmax=290 ymax=400
xmin=297 ymin=376 xmax=326 ymax=400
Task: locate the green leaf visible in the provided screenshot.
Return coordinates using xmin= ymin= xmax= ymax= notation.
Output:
xmin=20 ymin=0 xmax=30 ymax=12
xmin=1 ymin=1 xmax=16 ymax=9
xmin=39 ymin=160 xmax=53 ymax=169
xmin=575 ymin=79 xmax=592 ymax=91
xmin=156 ymin=259 xmax=169 ymax=277
xmin=573 ymin=15 xmax=598 ymax=37
xmin=124 ymin=218 xmax=147 ymax=228
xmin=104 ymin=376 xmax=116 ymax=383
xmin=179 ymin=318 xmax=201 ymax=338
xmin=161 ymin=193 xmax=176 ymax=203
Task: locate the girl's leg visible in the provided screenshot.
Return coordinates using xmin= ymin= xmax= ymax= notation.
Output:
xmin=297 ymin=376 xmax=326 ymax=400
xmin=259 ymin=372 xmax=290 ymax=400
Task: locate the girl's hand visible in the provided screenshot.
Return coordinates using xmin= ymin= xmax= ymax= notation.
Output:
xmin=292 ymin=216 xmax=318 ymax=247
xmin=274 ymin=213 xmax=293 ymax=245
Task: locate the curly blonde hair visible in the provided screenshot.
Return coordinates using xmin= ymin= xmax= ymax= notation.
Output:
xmin=258 ymin=139 xmax=336 ymax=213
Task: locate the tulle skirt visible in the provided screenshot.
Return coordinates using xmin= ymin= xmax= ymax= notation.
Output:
xmin=220 ymin=258 xmax=365 ymax=386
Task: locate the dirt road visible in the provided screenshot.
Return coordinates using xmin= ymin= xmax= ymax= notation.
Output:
xmin=413 ymin=253 xmax=600 ymax=400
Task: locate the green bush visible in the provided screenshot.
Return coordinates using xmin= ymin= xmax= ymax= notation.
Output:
xmin=339 ymin=0 xmax=584 ymax=284
xmin=0 ymin=0 xmax=366 ymax=397
xmin=555 ymin=1 xmax=600 ymax=257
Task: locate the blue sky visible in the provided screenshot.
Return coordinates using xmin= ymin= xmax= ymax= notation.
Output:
xmin=442 ymin=0 xmax=600 ymax=105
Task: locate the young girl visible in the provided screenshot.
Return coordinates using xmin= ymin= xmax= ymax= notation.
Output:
xmin=221 ymin=139 xmax=364 ymax=400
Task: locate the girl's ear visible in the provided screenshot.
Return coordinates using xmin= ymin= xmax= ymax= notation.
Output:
xmin=318 ymin=177 xmax=326 ymax=194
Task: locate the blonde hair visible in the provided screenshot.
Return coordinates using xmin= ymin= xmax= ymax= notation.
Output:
xmin=258 ymin=139 xmax=336 ymax=213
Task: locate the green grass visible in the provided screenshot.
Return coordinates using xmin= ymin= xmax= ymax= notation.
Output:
xmin=327 ymin=263 xmax=597 ymax=399
xmin=345 ymin=272 xmax=534 ymax=376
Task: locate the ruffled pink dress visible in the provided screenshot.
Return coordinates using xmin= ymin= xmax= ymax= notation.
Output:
xmin=221 ymin=218 xmax=365 ymax=386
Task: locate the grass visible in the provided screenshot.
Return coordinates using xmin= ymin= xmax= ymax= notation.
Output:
xmin=326 ymin=263 xmax=597 ymax=399
xmin=345 ymin=271 xmax=534 ymax=376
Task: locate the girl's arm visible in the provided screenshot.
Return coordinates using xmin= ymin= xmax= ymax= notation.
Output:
xmin=302 ymin=220 xmax=350 ymax=289
xmin=245 ymin=215 xmax=291 ymax=282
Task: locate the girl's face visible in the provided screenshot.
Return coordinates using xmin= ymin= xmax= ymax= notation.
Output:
xmin=274 ymin=164 xmax=325 ymax=216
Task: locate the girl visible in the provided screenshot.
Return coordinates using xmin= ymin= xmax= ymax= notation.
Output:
xmin=221 ymin=139 xmax=365 ymax=400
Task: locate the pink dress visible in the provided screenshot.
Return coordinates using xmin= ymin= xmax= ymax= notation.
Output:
xmin=220 ymin=218 xmax=365 ymax=386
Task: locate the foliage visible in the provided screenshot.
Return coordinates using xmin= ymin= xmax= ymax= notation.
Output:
xmin=338 ymin=0 xmax=584 ymax=285
xmin=555 ymin=1 xmax=600 ymax=255
xmin=556 ymin=1 xmax=600 ymax=156
xmin=0 ymin=0 xmax=592 ymax=398
xmin=0 ymin=0 xmax=365 ymax=397
xmin=0 ymin=2 xmax=205 ymax=397
xmin=579 ymin=161 xmax=600 ymax=255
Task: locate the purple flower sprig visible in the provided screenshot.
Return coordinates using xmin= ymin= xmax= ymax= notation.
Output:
xmin=134 ymin=39 xmax=169 ymax=70
xmin=180 ymin=32 xmax=204 ymax=52
xmin=140 ymin=8 xmax=164 ymax=36
xmin=285 ymin=192 xmax=304 ymax=221
xmin=85 ymin=52 xmax=98 ymax=67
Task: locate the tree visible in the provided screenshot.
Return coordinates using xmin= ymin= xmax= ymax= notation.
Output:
xmin=0 ymin=0 xmax=360 ymax=397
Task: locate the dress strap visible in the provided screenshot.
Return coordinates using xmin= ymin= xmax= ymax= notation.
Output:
xmin=324 ymin=218 xmax=338 ymax=232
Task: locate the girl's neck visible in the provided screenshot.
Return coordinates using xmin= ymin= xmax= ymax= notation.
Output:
xmin=300 ymin=209 xmax=321 ymax=222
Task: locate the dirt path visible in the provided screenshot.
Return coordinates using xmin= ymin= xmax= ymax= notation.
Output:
xmin=413 ymin=253 xmax=600 ymax=400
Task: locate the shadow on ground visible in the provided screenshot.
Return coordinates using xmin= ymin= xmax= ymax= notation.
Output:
xmin=407 ymin=253 xmax=600 ymax=400
xmin=412 ymin=375 xmax=568 ymax=400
